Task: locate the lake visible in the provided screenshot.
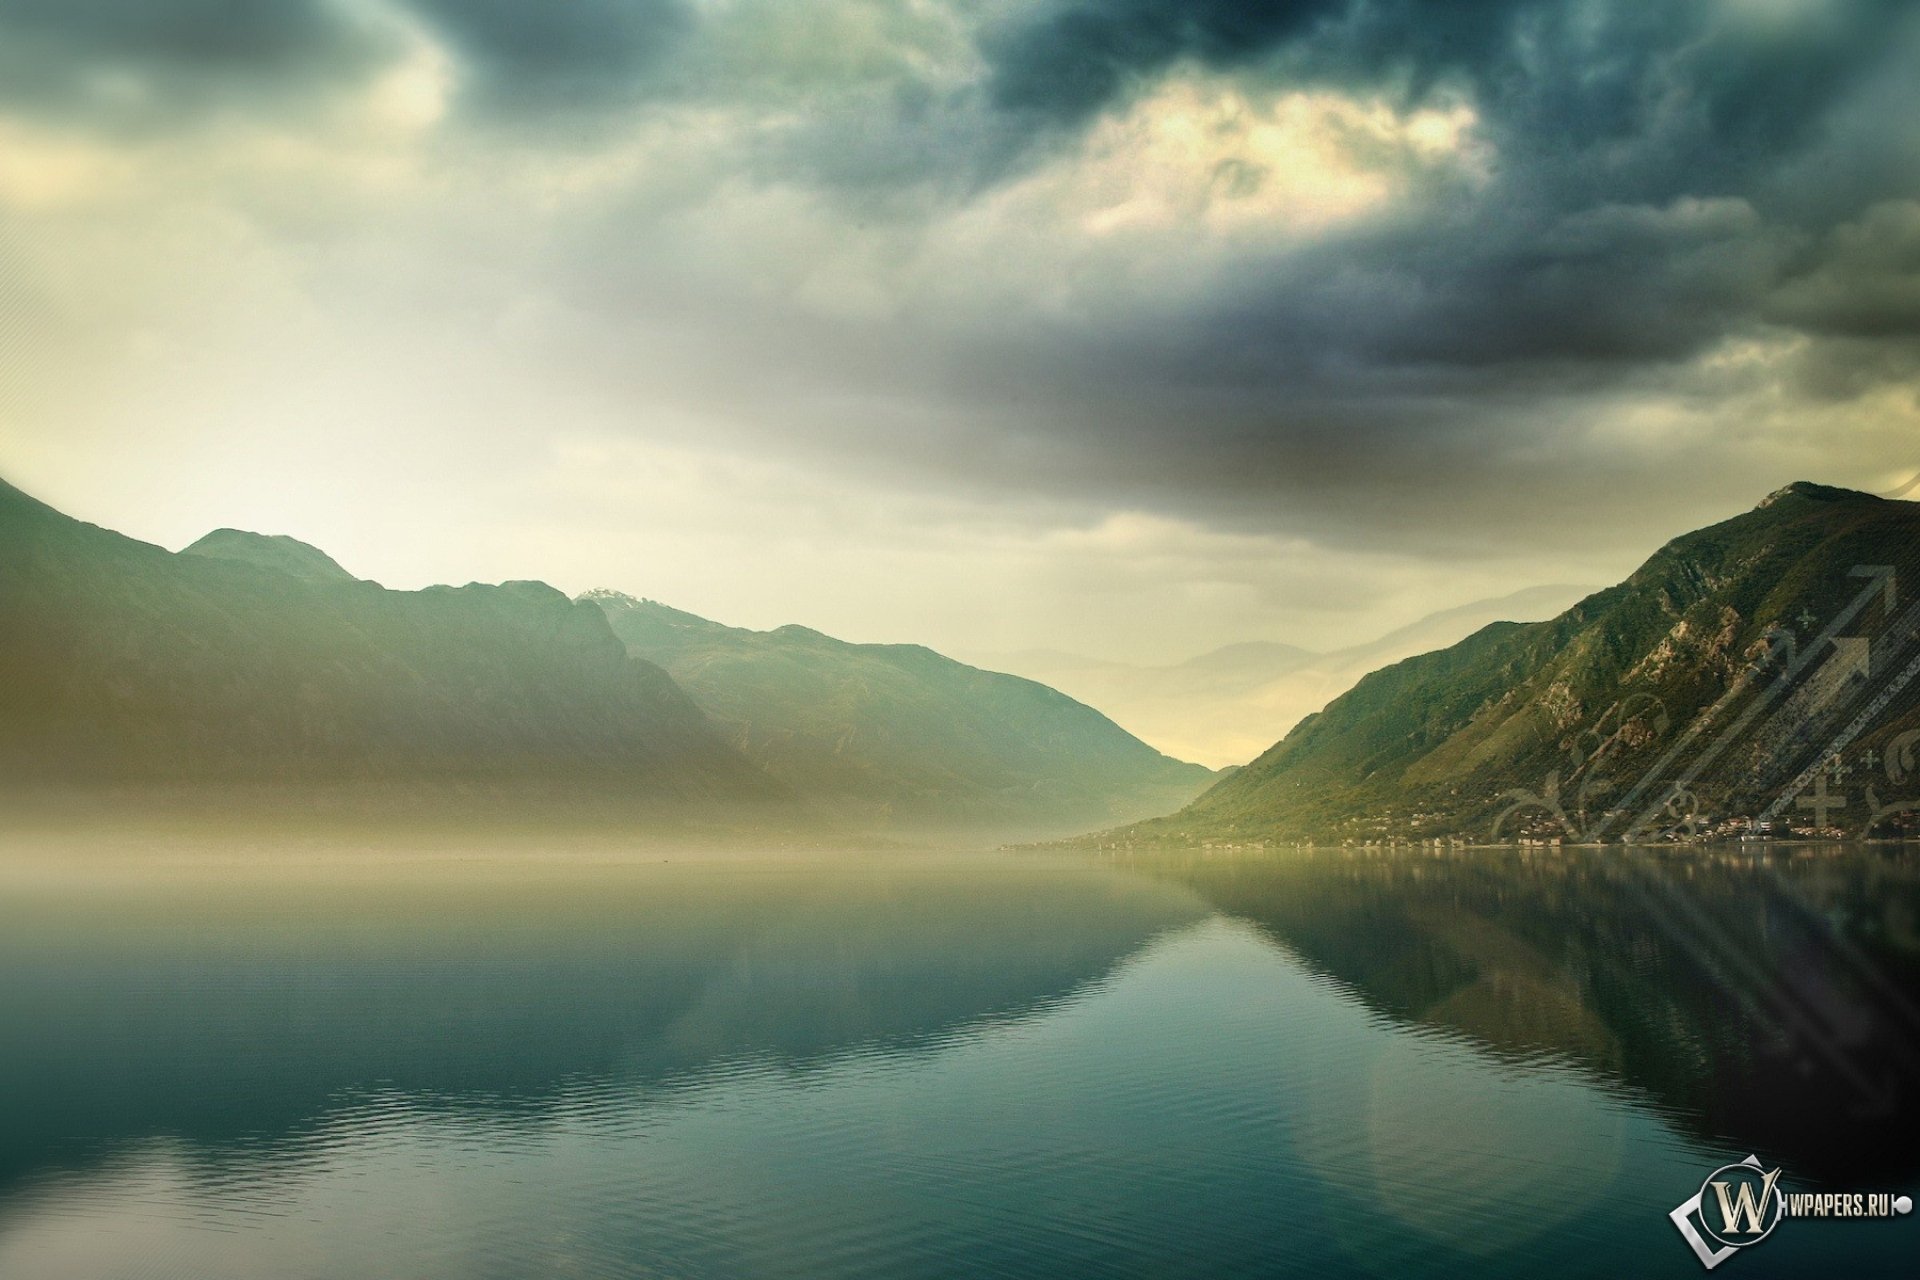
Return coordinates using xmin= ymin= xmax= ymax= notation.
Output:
xmin=1 ymin=831 xmax=1916 ymax=1278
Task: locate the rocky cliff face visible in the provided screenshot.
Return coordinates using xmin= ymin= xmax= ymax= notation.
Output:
xmin=1126 ymin=483 xmax=1920 ymax=843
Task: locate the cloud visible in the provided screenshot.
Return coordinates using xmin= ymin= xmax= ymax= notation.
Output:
xmin=1767 ymin=201 xmax=1920 ymax=339
xmin=0 ymin=0 xmax=406 ymax=129
xmin=1 ymin=0 xmax=1916 ymax=667
xmin=405 ymin=0 xmax=691 ymax=114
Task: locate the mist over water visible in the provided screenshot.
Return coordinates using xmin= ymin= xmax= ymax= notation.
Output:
xmin=1 ymin=830 xmax=1915 ymax=1279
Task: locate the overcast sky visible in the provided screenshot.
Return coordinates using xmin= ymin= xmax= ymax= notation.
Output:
xmin=1 ymin=0 xmax=1915 ymax=665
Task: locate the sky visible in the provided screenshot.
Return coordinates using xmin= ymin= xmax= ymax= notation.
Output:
xmin=1 ymin=0 xmax=1916 ymax=670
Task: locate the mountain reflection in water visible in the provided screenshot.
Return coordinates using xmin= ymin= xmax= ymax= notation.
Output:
xmin=0 ymin=840 xmax=1206 ymax=1196
xmin=1139 ymin=843 xmax=1920 ymax=1181
xmin=1 ymin=832 xmax=1916 ymax=1279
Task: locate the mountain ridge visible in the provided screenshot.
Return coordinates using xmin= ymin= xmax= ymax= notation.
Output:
xmin=181 ymin=528 xmax=358 ymax=583
xmin=0 ymin=479 xmax=788 ymax=817
xmin=0 ymin=483 xmax=1217 ymax=836
xmin=1109 ymin=483 xmax=1920 ymax=844
xmin=584 ymin=590 xmax=1219 ymax=835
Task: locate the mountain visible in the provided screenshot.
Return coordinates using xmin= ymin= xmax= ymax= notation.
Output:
xmin=181 ymin=528 xmax=357 ymax=583
xmin=976 ymin=584 xmax=1591 ymax=767
xmin=1119 ymin=484 xmax=1920 ymax=844
xmin=0 ymin=479 xmax=786 ymax=817
xmin=583 ymin=591 xmax=1219 ymax=834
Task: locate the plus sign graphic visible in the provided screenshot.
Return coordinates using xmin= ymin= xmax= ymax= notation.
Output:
xmin=1798 ymin=772 xmax=1850 ymax=827
xmin=1862 ymin=749 xmax=1881 ymax=771
xmin=1829 ymin=755 xmax=1852 ymax=781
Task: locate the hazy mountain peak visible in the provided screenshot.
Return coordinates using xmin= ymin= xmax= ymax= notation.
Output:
xmin=972 ymin=584 xmax=1597 ymax=768
xmin=577 ymin=591 xmax=730 ymax=638
xmin=578 ymin=588 xmax=645 ymax=608
xmin=497 ymin=580 xmax=570 ymax=600
xmin=182 ymin=528 xmax=356 ymax=583
xmin=584 ymin=592 xmax=1216 ymax=833
xmin=1174 ymin=641 xmax=1321 ymax=675
xmin=770 ymin=623 xmax=835 ymax=645
xmin=1757 ymin=480 xmax=1876 ymax=509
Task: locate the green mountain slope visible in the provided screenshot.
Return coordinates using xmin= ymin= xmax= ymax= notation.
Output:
xmin=1123 ymin=483 xmax=1920 ymax=844
xmin=181 ymin=528 xmax=357 ymax=583
xmin=584 ymin=591 xmax=1219 ymax=833
xmin=974 ymin=583 xmax=1591 ymax=767
xmin=0 ymin=479 xmax=786 ymax=815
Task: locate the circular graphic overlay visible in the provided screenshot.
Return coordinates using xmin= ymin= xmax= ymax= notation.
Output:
xmin=1695 ymin=1163 xmax=1785 ymax=1250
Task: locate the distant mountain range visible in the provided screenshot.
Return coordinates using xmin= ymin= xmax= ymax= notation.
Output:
xmin=14 ymin=473 xmax=1912 ymax=843
xmin=1118 ymin=483 xmax=1920 ymax=844
xmin=0 ymin=477 xmax=1213 ymax=834
xmin=584 ymin=591 xmax=1218 ymax=834
xmin=975 ymin=584 xmax=1592 ymax=768
xmin=0 ymin=478 xmax=784 ymax=817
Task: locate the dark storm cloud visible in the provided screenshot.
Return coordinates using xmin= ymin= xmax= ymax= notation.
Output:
xmin=984 ymin=0 xmax=1514 ymax=124
xmin=0 ymin=0 xmax=354 ymax=64
xmin=981 ymin=0 xmax=1909 ymax=175
xmin=935 ymin=0 xmax=1920 ymax=471
xmin=0 ymin=0 xmax=401 ymax=128
xmin=4 ymin=0 xmax=1913 ymax=562
xmin=1178 ymin=196 xmax=1802 ymax=375
xmin=526 ymin=0 xmax=1909 ymax=543
xmin=405 ymin=0 xmax=692 ymax=112
xmin=0 ymin=0 xmax=400 ymax=126
xmin=970 ymin=0 xmax=1920 ymax=328
xmin=1767 ymin=202 xmax=1920 ymax=339
xmin=972 ymin=0 xmax=1920 ymax=242
xmin=984 ymin=0 xmax=1352 ymax=121
xmin=0 ymin=0 xmax=695 ymax=127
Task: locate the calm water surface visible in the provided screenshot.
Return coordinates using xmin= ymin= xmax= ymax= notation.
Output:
xmin=1 ymin=834 xmax=1916 ymax=1278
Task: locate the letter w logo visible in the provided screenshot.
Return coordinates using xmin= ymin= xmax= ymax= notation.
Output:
xmin=1712 ymin=1168 xmax=1781 ymax=1236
